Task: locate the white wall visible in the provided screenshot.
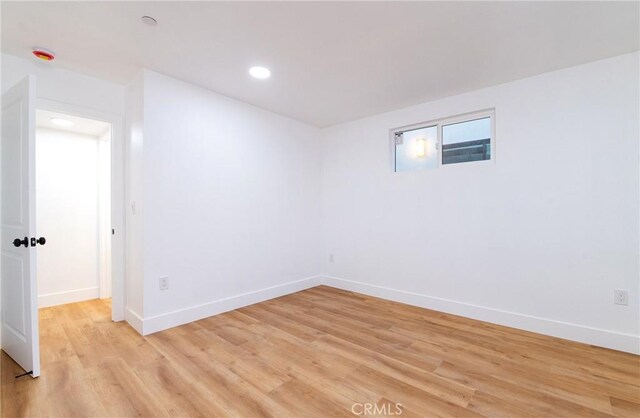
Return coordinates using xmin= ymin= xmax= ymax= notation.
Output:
xmin=36 ymin=128 xmax=100 ymax=307
xmin=320 ymin=52 xmax=640 ymax=353
xmin=2 ymin=54 xmax=124 ymax=115
xmin=124 ymin=73 xmax=145 ymax=327
xmin=128 ymin=70 xmax=322 ymax=333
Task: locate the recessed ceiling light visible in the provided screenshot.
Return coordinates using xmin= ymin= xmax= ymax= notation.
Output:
xmin=249 ymin=66 xmax=271 ymax=79
xmin=141 ymin=16 xmax=158 ymax=26
xmin=50 ymin=118 xmax=74 ymax=127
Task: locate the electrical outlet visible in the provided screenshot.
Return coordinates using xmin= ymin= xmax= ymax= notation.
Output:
xmin=159 ymin=276 xmax=169 ymax=291
xmin=614 ymin=289 xmax=629 ymax=305
xmin=329 ymin=254 xmax=334 ymax=263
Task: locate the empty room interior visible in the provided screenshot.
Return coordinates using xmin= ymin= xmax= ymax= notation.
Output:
xmin=0 ymin=1 xmax=639 ymax=417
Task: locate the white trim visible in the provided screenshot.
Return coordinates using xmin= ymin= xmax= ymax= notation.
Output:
xmin=121 ymin=274 xmax=639 ymax=354
xmin=38 ymin=287 xmax=99 ymax=308
xmin=322 ymin=276 xmax=640 ymax=355
xmin=97 ymin=135 xmax=112 ymax=300
xmin=124 ymin=307 xmax=144 ymax=334
xmin=36 ymin=98 xmax=125 ymax=322
xmin=134 ymin=276 xmax=323 ymax=335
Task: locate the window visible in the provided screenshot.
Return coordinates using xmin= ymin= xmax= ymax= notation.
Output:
xmin=442 ymin=117 xmax=491 ymax=165
xmin=394 ymin=125 xmax=437 ymax=172
xmin=392 ymin=110 xmax=494 ymax=172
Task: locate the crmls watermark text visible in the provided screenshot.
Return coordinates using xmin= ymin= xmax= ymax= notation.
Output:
xmin=351 ymin=402 xmax=403 ymax=416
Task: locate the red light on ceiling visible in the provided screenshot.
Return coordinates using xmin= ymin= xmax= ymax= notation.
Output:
xmin=32 ymin=48 xmax=55 ymax=61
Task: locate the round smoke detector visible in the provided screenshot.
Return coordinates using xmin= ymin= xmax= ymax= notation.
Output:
xmin=32 ymin=47 xmax=55 ymax=61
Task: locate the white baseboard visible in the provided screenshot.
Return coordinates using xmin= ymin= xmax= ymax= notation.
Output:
xmin=134 ymin=276 xmax=323 ymax=335
xmin=38 ymin=287 xmax=99 ymax=308
xmin=121 ymin=274 xmax=638 ymax=354
xmin=125 ymin=307 xmax=144 ymax=334
xmin=322 ymin=276 xmax=640 ymax=355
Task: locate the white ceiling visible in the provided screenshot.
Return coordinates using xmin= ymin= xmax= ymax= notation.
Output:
xmin=3 ymin=2 xmax=638 ymax=127
xmin=36 ymin=109 xmax=111 ymax=137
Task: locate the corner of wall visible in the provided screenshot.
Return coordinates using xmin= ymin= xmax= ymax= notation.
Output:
xmin=124 ymin=307 xmax=144 ymax=334
xmin=321 ymin=276 xmax=640 ymax=355
xmin=124 ymin=72 xmax=145 ymax=320
xmin=134 ymin=276 xmax=323 ymax=335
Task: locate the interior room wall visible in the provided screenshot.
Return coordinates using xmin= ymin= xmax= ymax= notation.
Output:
xmin=130 ymin=70 xmax=322 ymax=333
xmin=36 ymin=127 xmax=99 ymax=307
xmin=124 ymin=72 xmax=145 ymax=328
xmin=1 ymin=54 xmax=125 ymax=114
xmin=319 ymin=52 xmax=640 ymax=353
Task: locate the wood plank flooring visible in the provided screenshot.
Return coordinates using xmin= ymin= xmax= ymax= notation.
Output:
xmin=1 ymin=286 xmax=639 ymax=417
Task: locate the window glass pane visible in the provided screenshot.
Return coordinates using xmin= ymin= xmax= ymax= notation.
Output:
xmin=442 ymin=117 xmax=491 ymax=165
xmin=395 ymin=125 xmax=437 ymax=172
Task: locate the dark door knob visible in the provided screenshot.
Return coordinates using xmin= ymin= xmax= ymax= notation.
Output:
xmin=37 ymin=237 xmax=46 ymax=245
xmin=13 ymin=237 xmax=28 ymax=248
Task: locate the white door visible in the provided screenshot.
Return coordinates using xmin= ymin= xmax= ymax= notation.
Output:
xmin=1 ymin=75 xmax=40 ymax=377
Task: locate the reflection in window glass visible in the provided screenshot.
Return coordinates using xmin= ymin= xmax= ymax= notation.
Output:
xmin=442 ymin=117 xmax=491 ymax=165
xmin=394 ymin=126 xmax=437 ymax=172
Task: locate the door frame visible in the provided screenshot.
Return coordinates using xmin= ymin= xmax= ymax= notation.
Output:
xmin=36 ymin=98 xmax=125 ymax=321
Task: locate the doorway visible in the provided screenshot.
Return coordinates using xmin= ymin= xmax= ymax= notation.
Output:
xmin=2 ymin=77 xmax=125 ymax=378
xmin=35 ymin=110 xmax=112 ymax=308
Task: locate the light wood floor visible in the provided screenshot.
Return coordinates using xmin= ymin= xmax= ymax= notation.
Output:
xmin=1 ymin=286 xmax=639 ymax=417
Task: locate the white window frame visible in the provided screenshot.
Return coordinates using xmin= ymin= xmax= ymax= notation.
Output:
xmin=391 ymin=109 xmax=495 ymax=172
